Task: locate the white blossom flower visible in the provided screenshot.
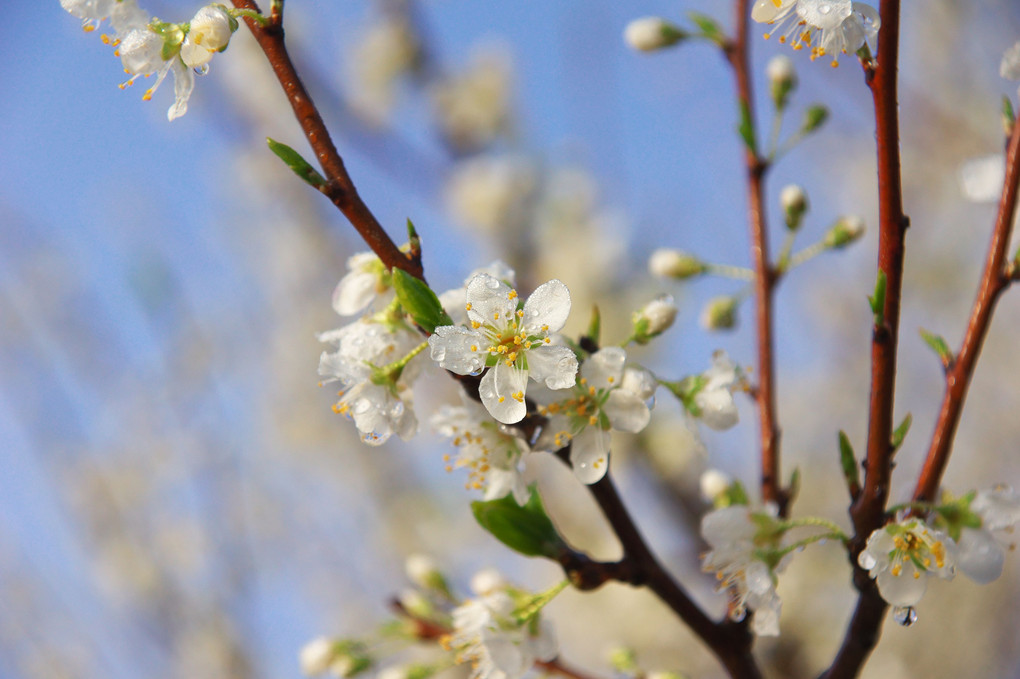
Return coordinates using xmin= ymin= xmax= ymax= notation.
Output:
xmin=752 ymin=0 xmax=880 ymax=67
xmin=428 ymin=274 xmax=578 ymax=424
xmin=535 ymin=347 xmax=652 ymax=484
xmin=331 ymin=252 xmax=393 ymax=317
xmin=432 ymin=50 xmax=512 ymax=151
xmin=858 ymin=519 xmax=956 ymax=607
xmin=439 ymin=261 xmax=517 ymax=326
xmin=115 ymin=21 xmax=195 ymax=121
xmin=432 ymin=402 xmax=530 ymax=505
xmin=700 ymin=468 xmax=734 ymax=504
xmin=447 ymin=587 xmax=557 ymax=679
xmin=700 ymin=504 xmax=786 ymax=636
xmin=957 ymin=486 xmax=1020 ymax=584
xmin=318 ymin=320 xmax=422 ymax=445
xmin=694 ymin=351 xmax=741 ymax=430
xmin=180 ymin=4 xmax=235 ymax=69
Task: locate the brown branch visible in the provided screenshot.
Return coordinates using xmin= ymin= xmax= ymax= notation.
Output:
xmin=823 ymin=3 xmax=903 ymax=677
xmin=912 ymin=121 xmax=1020 ymax=502
xmin=724 ymin=0 xmax=785 ymax=514
xmin=230 ymin=0 xmax=423 ymax=279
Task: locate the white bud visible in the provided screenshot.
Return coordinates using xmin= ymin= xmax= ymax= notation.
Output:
xmin=624 ymin=17 xmax=685 ymax=52
xmin=397 ymin=588 xmax=431 ymax=618
xmin=635 ymin=295 xmax=678 ymax=338
xmin=470 ymin=567 xmax=507 ymax=596
xmin=824 ymin=215 xmax=865 ymax=248
xmin=181 ymin=4 xmax=234 ymax=68
xmin=622 ymin=367 xmax=657 ymax=401
xmin=766 ymin=54 xmax=796 ymax=85
xmin=648 ymin=248 xmax=705 ymax=279
xmin=700 ymin=296 xmax=738 ymax=331
xmin=700 ymin=469 xmax=733 ymax=503
xmin=779 ymin=184 xmax=808 ymax=231
xmin=404 ymin=553 xmax=438 ymax=588
xmin=300 ymin=637 xmax=337 ymax=677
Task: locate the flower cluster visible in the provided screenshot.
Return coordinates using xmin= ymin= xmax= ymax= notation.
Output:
xmin=61 ymin=0 xmax=238 ymax=119
xmin=751 ymin=0 xmax=880 ymax=67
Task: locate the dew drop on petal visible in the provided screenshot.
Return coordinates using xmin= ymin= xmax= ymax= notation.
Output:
xmin=194 ymin=64 xmax=210 ymax=76
xmin=892 ymin=605 xmax=917 ymax=627
xmin=859 ymin=552 xmax=876 ymax=570
xmin=819 ymin=3 xmax=831 ymax=14
xmin=485 ymin=278 xmax=500 ymax=289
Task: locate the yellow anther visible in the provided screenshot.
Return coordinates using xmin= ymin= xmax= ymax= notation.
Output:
xmin=763 ymin=32 xmax=772 ymax=39
xmin=544 ymin=337 xmax=551 ymax=344
xmin=470 ymin=345 xmax=478 ymax=352
xmin=331 ymin=404 xmax=341 ymax=414
xmin=588 ymin=386 xmax=596 ymax=396
xmin=891 ymin=564 xmax=902 ymax=577
xmin=493 ymin=312 xmax=500 ymax=320
xmin=100 ymin=34 xmax=111 ymax=44
xmin=541 ymin=324 xmax=549 ymax=331
xmin=588 ymin=415 xmax=597 ymax=425
xmin=579 ymin=377 xmax=587 ymax=385
xmin=498 ymin=396 xmax=505 ymax=403
xmin=466 ymin=302 xmax=472 ymax=311
xmin=913 ymin=571 xmax=921 ymax=579
xmin=142 ymin=89 xmax=154 ymax=101
xmin=83 ymin=24 xmax=96 ymax=32
xmin=508 ymin=290 xmax=518 ymax=300
xmin=512 ymin=391 xmax=524 ymax=402
xmin=608 ymin=376 xmax=615 ymax=383
xmin=516 ymin=309 xmax=524 ymax=318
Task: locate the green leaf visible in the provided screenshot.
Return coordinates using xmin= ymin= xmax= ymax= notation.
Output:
xmin=585 ymin=305 xmax=601 ymax=345
xmin=891 ymin=413 xmax=912 ymax=453
xmin=737 ymin=101 xmax=757 ymax=153
xmin=787 ymin=467 xmax=801 ymax=503
xmin=1003 ymin=96 xmax=1016 ymax=136
xmin=471 ymin=487 xmax=567 ymax=559
xmin=687 ymin=11 xmax=725 ymax=45
xmin=868 ymin=270 xmax=887 ymax=325
xmin=391 ymin=268 xmax=451 ymax=334
xmin=266 ymin=137 xmax=327 ymax=189
xmin=919 ymin=328 xmax=953 ymax=367
xmin=838 ymin=431 xmax=860 ymax=493
xmin=406 ymin=218 xmax=422 ymax=259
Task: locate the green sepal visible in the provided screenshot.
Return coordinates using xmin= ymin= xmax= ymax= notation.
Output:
xmin=891 ymin=413 xmax=912 ymax=453
xmin=585 ymin=305 xmax=601 ymax=345
xmin=738 ymin=101 xmax=757 ymax=154
xmin=660 ymin=375 xmax=706 ymax=416
xmin=717 ymin=479 xmax=749 ymax=508
xmin=838 ymin=430 xmax=860 ymax=494
xmin=1003 ymin=96 xmax=1016 ymax=136
xmin=471 ymin=486 xmax=567 ymax=559
xmin=919 ymin=328 xmax=953 ymax=367
xmin=391 ymin=268 xmax=452 ymax=334
xmin=868 ymin=270 xmax=887 ymax=326
xmin=787 ymin=467 xmax=801 ymax=504
xmin=800 ymin=104 xmax=829 ymax=135
xmin=687 ymin=11 xmax=725 ymax=46
xmin=266 ymin=137 xmax=327 ymax=189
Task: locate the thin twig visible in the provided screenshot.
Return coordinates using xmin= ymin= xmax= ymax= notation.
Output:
xmin=912 ymin=121 xmax=1020 ymax=502
xmin=230 ymin=0 xmax=424 ymax=279
xmin=823 ymin=3 xmax=904 ymax=677
xmin=724 ymin=0 xmax=785 ymax=514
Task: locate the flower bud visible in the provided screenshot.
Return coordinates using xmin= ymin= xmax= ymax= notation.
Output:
xmin=801 ymin=104 xmax=829 ymax=134
xmin=779 ymin=184 xmax=808 ymax=231
xmin=700 ymin=468 xmax=733 ymax=504
xmin=824 ymin=216 xmax=865 ymax=249
xmin=397 ymin=588 xmax=433 ymax=619
xmin=624 ymin=17 xmax=686 ymax=52
xmin=180 ymin=4 xmax=234 ymax=68
xmin=470 ymin=567 xmax=507 ymax=596
xmin=632 ymin=295 xmax=678 ymax=343
xmin=648 ymin=248 xmax=705 ymax=279
xmin=622 ymin=367 xmax=658 ymax=402
xmin=700 ymin=296 xmax=738 ymax=331
xmin=766 ymin=54 xmax=797 ymax=110
xmin=404 ymin=553 xmax=449 ymax=595
xmin=300 ymin=637 xmax=337 ymax=676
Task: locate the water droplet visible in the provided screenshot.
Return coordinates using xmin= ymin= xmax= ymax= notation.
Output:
xmin=729 ymin=604 xmax=747 ymax=622
xmin=194 ymin=64 xmax=210 ymax=76
xmin=892 ymin=605 xmax=917 ymax=627
xmin=485 ymin=278 xmax=500 ymax=289
xmin=859 ymin=553 xmax=876 ymax=569
xmin=818 ymin=2 xmax=831 ymax=14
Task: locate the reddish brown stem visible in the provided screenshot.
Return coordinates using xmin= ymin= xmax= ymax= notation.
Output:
xmin=230 ymin=0 xmax=423 ymax=279
xmin=823 ymin=3 xmax=904 ymax=677
xmin=912 ymin=121 xmax=1020 ymax=502
xmin=726 ymin=0 xmax=784 ymax=513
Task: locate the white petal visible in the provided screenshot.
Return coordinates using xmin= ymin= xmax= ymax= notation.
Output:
xmin=751 ymin=0 xmax=793 ymax=23
xmin=529 ymin=620 xmax=558 ymax=662
xmin=796 ymin=0 xmax=852 ymax=29
xmin=621 ymin=366 xmax=657 ymax=401
xmin=1001 ymin=41 xmax=1020 ymax=80
xmin=332 ymin=270 xmax=378 ymax=316
xmin=696 ymin=387 xmax=739 ymax=430
xmin=527 ymin=345 xmax=578 ymax=390
xmin=522 ymin=279 xmax=571 ymax=334
xmin=569 ymin=426 xmax=610 ymax=484
xmin=604 ymin=390 xmax=650 ymax=433
xmin=875 ymin=563 xmax=927 ymax=607
xmin=701 ymin=506 xmax=757 ymax=547
xmin=428 ymin=326 xmax=486 ymax=375
xmin=581 ymin=347 xmax=625 ymax=390
xmin=479 ymin=362 xmax=528 ymax=424
xmin=957 ymin=528 xmax=1005 ymax=584
xmin=167 ymin=59 xmax=194 ymax=121
xmin=469 ymin=260 xmax=516 ymax=287
xmin=960 ymin=154 xmax=1005 ymax=203
xmin=466 ymin=273 xmax=518 ymax=327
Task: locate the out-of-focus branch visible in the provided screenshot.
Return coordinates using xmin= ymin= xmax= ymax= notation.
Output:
xmin=724 ymin=0 xmax=785 ymax=514
xmin=230 ymin=0 xmax=424 ymax=279
xmin=824 ymin=2 xmax=904 ymax=677
xmin=912 ymin=121 xmax=1020 ymax=502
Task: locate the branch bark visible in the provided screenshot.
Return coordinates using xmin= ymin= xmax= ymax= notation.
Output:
xmin=912 ymin=120 xmax=1020 ymax=502
xmin=230 ymin=0 xmax=423 ymax=279
xmin=726 ymin=0 xmax=785 ymax=514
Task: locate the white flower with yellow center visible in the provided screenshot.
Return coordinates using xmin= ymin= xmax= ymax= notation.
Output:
xmin=535 ymin=347 xmax=653 ymax=484
xmin=695 ymin=351 xmax=741 ymax=431
xmin=180 ymin=4 xmax=235 ymax=69
xmin=428 ymin=273 xmax=578 ymax=424
xmin=700 ymin=504 xmax=786 ymax=636
xmin=858 ymin=519 xmax=956 ymax=607
xmin=752 ymin=0 xmax=880 ymax=67
xmin=433 ymin=402 xmax=530 ymax=505
xmin=956 ymin=486 xmax=1020 ymax=585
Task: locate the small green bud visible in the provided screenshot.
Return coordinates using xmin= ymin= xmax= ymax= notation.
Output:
xmin=824 ymin=216 xmax=865 ymax=249
xmin=779 ymin=184 xmax=808 ymax=232
xmin=700 ymin=295 xmax=738 ymax=331
xmin=624 ymin=17 xmax=686 ymax=52
xmin=648 ymin=248 xmax=706 ymax=279
xmin=801 ymin=104 xmax=829 ymax=134
xmin=766 ymin=54 xmax=797 ymax=110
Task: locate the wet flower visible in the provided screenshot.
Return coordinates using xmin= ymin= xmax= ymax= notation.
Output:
xmin=180 ymin=4 xmax=235 ymax=69
xmin=631 ymin=295 xmax=677 ymax=343
xmin=428 ymin=274 xmax=577 ymax=424
xmin=700 ymin=504 xmax=787 ymax=636
xmin=858 ymin=518 xmax=956 ymax=607
xmin=752 ymin=0 xmax=880 ymax=67
xmin=694 ymin=351 xmax=741 ymax=430
xmin=331 ymin=252 xmax=392 ymax=317
xmin=956 ymin=487 xmax=1020 ymax=584
xmin=432 ymin=401 xmax=530 ymax=504
xmin=535 ymin=347 xmax=653 ymax=484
